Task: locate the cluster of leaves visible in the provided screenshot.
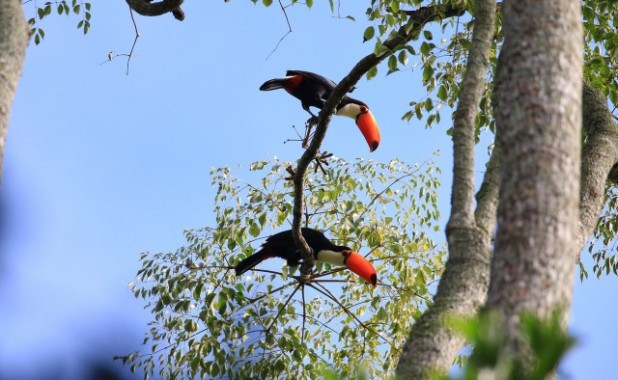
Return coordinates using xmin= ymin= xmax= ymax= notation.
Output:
xmin=119 ymin=157 xmax=445 ymax=379
xmin=452 ymin=311 xmax=576 ymax=380
xmin=582 ymin=0 xmax=618 ymax=108
xmin=362 ymin=1 xmax=496 ymax=138
xmin=251 ymin=0 xmax=335 ymax=12
xmin=584 ymin=185 xmax=618 ymax=279
xmin=26 ymin=0 xmax=92 ymax=45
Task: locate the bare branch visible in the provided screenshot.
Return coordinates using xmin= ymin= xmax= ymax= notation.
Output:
xmin=474 ymin=146 xmax=500 ymax=233
xmin=100 ymin=6 xmax=140 ymax=75
xmin=265 ymin=0 xmax=293 ymax=60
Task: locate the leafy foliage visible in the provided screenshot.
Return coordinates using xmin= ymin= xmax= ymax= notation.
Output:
xmin=120 ymin=157 xmax=445 ymax=379
xmin=585 ymin=185 xmax=618 ymax=279
xmin=363 ymin=1 xmax=497 ymax=136
xmin=26 ymin=0 xmax=92 ymax=45
xmin=582 ymin=0 xmax=618 ymax=107
xmin=452 ymin=311 xmax=576 ymax=380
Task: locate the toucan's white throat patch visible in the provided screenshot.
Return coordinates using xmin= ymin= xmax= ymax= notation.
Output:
xmin=316 ymin=250 xmax=345 ymax=266
xmin=336 ymin=103 xmax=362 ymax=119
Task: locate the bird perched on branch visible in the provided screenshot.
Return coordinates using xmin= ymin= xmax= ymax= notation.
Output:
xmin=259 ymin=70 xmax=381 ymax=152
xmin=234 ymin=228 xmax=377 ymax=286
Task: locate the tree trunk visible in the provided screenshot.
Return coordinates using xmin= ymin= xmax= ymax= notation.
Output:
xmin=0 ymin=1 xmax=29 ymax=180
xmin=396 ymin=0 xmax=497 ymax=377
xmin=486 ymin=0 xmax=583 ymax=361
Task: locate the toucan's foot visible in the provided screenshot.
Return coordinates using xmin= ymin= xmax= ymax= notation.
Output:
xmin=306 ymin=116 xmax=318 ymax=127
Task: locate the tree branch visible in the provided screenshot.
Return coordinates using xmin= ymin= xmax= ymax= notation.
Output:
xmin=125 ymin=0 xmax=185 ymax=21
xmin=291 ymin=0 xmax=468 ymax=277
xmin=486 ymin=0 xmax=583 ymax=366
xmin=577 ymin=82 xmax=618 ymax=250
xmin=474 ymin=148 xmax=500 ymax=233
xmin=396 ymin=0 xmax=496 ymax=376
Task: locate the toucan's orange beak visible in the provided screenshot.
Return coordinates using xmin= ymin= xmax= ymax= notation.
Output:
xmin=356 ymin=108 xmax=381 ymax=152
xmin=344 ymin=251 xmax=378 ymax=287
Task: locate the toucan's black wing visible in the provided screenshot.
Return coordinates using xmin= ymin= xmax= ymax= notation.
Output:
xmin=261 ymin=228 xmax=334 ymax=265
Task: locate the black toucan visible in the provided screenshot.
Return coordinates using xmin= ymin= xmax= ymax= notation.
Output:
xmin=234 ymin=228 xmax=377 ymax=286
xmin=259 ymin=70 xmax=381 ymax=152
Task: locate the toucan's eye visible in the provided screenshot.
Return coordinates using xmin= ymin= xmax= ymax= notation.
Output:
xmin=360 ymin=105 xmax=369 ymax=113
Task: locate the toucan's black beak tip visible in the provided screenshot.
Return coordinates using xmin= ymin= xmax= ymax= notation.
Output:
xmin=371 ymin=141 xmax=379 ymax=152
xmin=370 ymin=274 xmax=377 ymax=286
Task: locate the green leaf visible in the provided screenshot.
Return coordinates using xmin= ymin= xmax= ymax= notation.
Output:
xmin=184 ymin=319 xmax=198 ymax=333
xmin=387 ymin=55 xmax=398 ymax=73
xmin=425 ymin=97 xmax=434 ymax=112
xmin=363 ymin=26 xmax=375 ymax=42
xmin=420 ymin=41 xmax=432 ymax=56
xmin=398 ymin=50 xmax=409 ymax=66
xmin=422 ymin=64 xmax=434 ymax=82
xmin=366 ymin=65 xmax=378 ymax=80
xmin=249 ymin=222 xmax=260 ymax=237
xmin=437 ymin=85 xmax=448 ymax=101
xmin=459 ymin=37 xmax=471 ymax=49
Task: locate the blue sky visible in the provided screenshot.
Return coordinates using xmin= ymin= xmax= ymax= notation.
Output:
xmin=0 ymin=1 xmax=616 ymax=379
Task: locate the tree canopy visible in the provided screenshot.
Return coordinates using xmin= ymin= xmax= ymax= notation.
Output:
xmin=6 ymin=0 xmax=617 ymax=379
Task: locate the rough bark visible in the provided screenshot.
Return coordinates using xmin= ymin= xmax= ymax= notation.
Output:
xmin=578 ymin=83 xmax=618 ymax=249
xmin=486 ymin=0 xmax=583 ymax=361
xmin=396 ymin=0 xmax=497 ymax=377
xmin=0 ymin=1 xmax=29 ymax=181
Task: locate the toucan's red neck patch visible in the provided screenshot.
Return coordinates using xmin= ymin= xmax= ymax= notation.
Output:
xmin=284 ymin=75 xmax=303 ymax=93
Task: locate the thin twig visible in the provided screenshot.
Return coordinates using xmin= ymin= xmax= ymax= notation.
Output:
xmin=265 ymin=0 xmax=293 ymax=60
xmin=308 ymin=282 xmax=400 ymax=352
xmin=263 ymin=282 xmax=302 ymax=337
xmin=125 ymin=5 xmax=140 ymax=75
xmin=301 ymin=284 xmax=307 ymax=344
xmin=101 ymin=6 xmax=140 ymax=74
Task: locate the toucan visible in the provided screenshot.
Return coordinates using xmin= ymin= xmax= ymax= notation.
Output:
xmin=259 ymin=70 xmax=381 ymax=152
xmin=234 ymin=227 xmax=377 ymax=286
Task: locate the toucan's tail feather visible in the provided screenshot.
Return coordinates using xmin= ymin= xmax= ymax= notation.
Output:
xmin=259 ymin=77 xmax=292 ymax=91
xmin=234 ymin=249 xmax=273 ymax=276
